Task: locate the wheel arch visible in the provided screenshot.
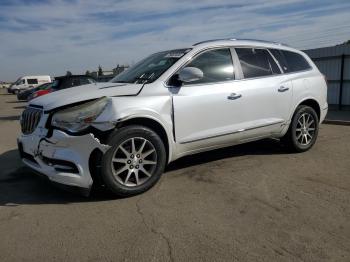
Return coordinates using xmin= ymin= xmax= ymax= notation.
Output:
xmin=115 ymin=116 xmax=172 ymax=163
xmin=295 ymin=98 xmax=321 ymax=122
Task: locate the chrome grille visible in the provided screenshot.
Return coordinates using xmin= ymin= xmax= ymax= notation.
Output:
xmin=20 ymin=107 xmax=42 ymax=134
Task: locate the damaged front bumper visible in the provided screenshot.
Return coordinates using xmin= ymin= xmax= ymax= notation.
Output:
xmin=18 ymin=129 xmax=110 ymax=196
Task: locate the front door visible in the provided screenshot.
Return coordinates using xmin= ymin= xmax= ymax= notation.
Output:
xmin=172 ymin=48 xmax=244 ymax=144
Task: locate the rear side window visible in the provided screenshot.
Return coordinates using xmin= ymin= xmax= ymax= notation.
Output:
xmin=270 ymin=49 xmax=311 ymax=73
xmin=269 ymin=49 xmax=289 ymax=72
xmin=27 ymin=79 xmax=38 ymax=85
xmin=235 ymin=48 xmax=281 ymax=79
xmin=281 ymin=50 xmax=311 ymax=72
xmin=183 ymin=48 xmax=234 ymax=85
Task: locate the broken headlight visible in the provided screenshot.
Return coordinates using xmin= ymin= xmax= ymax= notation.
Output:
xmin=51 ymin=97 xmax=109 ymax=133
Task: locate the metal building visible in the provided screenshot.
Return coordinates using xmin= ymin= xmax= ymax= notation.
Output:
xmin=304 ymin=44 xmax=350 ymax=110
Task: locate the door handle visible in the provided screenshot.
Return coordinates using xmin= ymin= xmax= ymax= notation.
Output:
xmin=278 ymin=86 xmax=289 ymax=92
xmin=227 ymin=93 xmax=242 ymax=100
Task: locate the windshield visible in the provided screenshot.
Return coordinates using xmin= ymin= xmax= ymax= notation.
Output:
xmin=110 ymin=48 xmax=191 ymax=84
xmin=14 ymin=78 xmax=21 ymax=84
xmin=11 ymin=77 xmax=22 ymax=86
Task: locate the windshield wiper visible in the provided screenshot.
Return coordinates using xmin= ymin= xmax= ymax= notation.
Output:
xmin=113 ymin=80 xmax=130 ymax=83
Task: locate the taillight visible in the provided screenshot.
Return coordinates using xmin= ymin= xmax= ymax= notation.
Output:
xmin=322 ymin=74 xmax=328 ymax=87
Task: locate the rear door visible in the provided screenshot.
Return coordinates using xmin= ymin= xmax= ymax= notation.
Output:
xmin=231 ymin=47 xmax=293 ymax=136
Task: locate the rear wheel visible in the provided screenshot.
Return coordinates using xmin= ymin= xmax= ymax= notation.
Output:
xmin=282 ymin=105 xmax=319 ymax=152
xmin=100 ymin=125 xmax=166 ymax=197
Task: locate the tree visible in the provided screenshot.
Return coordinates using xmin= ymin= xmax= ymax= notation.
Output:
xmin=85 ymin=70 xmax=91 ymax=76
xmin=98 ymin=65 xmax=103 ymax=76
xmin=66 ymin=71 xmax=72 ymax=76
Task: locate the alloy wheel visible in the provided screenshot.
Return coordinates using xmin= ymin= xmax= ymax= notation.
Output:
xmin=110 ymin=137 xmax=157 ymax=187
xmin=295 ymin=112 xmax=316 ymax=146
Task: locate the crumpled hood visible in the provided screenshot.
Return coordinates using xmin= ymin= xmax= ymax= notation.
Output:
xmin=30 ymin=82 xmax=143 ymax=110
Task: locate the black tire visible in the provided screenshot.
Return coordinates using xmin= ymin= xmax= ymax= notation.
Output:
xmin=100 ymin=125 xmax=166 ymax=197
xmin=282 ymin=105 xmax=319 ymax=152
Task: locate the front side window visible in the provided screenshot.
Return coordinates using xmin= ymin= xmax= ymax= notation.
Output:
xmin=235 ymin=48 xmax=281 ymax=79
xmin=182 ymin=48 xmax=234 ymax=85
xmin=111 ymin=49 xmax=191 ymax=84
xmin=27 ymin=79 xmax=38 ymax=85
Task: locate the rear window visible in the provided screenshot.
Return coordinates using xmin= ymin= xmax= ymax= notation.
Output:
xmin=235 ymin=48 xmax=281 ymax=79
xmin=270 ymin=49 xmax=311 ymax=73
xmin=27 ymin=79 xmax=38 ymax=85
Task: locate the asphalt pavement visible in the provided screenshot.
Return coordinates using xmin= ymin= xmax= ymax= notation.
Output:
xmin=1 ymin=89 xmax=350 ymax=262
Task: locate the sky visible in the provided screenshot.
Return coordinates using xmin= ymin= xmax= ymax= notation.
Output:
xmin=0 ymin=0 xmax=349 ymax=81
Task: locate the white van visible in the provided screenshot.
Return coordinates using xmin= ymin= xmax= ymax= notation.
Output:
xmin=8 ymin=75 xmax=52 ymax=94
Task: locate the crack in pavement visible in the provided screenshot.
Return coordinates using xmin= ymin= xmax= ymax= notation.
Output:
xmin=135 ymin=199 xmax=174 ymax=262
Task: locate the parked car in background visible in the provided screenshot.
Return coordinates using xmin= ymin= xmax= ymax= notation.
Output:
xmin=18 ymin=39 xmax=328 ymax=197
xmin=28 ymin=75 xmax=96 ymax=100
xmin=7 ymin=75 xmax=51 ymax=94
xmin=1 ymin=82 xmax=12 ymax=89
xmin=17 ymin=82 xmax=52 ymax=101
xmin=28 ymin=85 xmax=53 ymax=101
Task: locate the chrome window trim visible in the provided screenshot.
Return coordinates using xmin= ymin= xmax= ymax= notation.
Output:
xmin=163 ymin=45 xmax=315 ymax=88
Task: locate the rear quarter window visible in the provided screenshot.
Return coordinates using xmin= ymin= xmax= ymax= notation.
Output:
xmin=270 ymin=49 xmax=311 ymax=73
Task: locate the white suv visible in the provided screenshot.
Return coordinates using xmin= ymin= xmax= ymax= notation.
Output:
xmin=18 ymin=39 xmax=328 ymax=196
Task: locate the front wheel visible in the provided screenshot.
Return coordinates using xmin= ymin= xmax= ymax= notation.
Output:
xmin=100 ymin=125 xmax=166 ymax=197
xmin=282 ymin=105 xmax=319 ymax=152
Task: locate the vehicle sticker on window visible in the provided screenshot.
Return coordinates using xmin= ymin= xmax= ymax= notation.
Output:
xmin=165 ymin=49 xmax=191 ymax=58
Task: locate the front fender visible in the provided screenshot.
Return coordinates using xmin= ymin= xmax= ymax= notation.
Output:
xmin=93 ymin=96 xmax=176 ymax=163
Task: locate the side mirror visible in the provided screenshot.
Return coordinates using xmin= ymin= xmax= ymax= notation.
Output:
xmin=178 ymin=67 xmax=203 ymax=83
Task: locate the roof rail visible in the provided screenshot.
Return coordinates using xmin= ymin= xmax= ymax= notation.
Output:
xmin=235 ymin=38 xmax=288 ymax=46
xmin=193 ymin=38 xmax=231 ymax=46
xmin=193 ymin=38 xmax=288 ymax=46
